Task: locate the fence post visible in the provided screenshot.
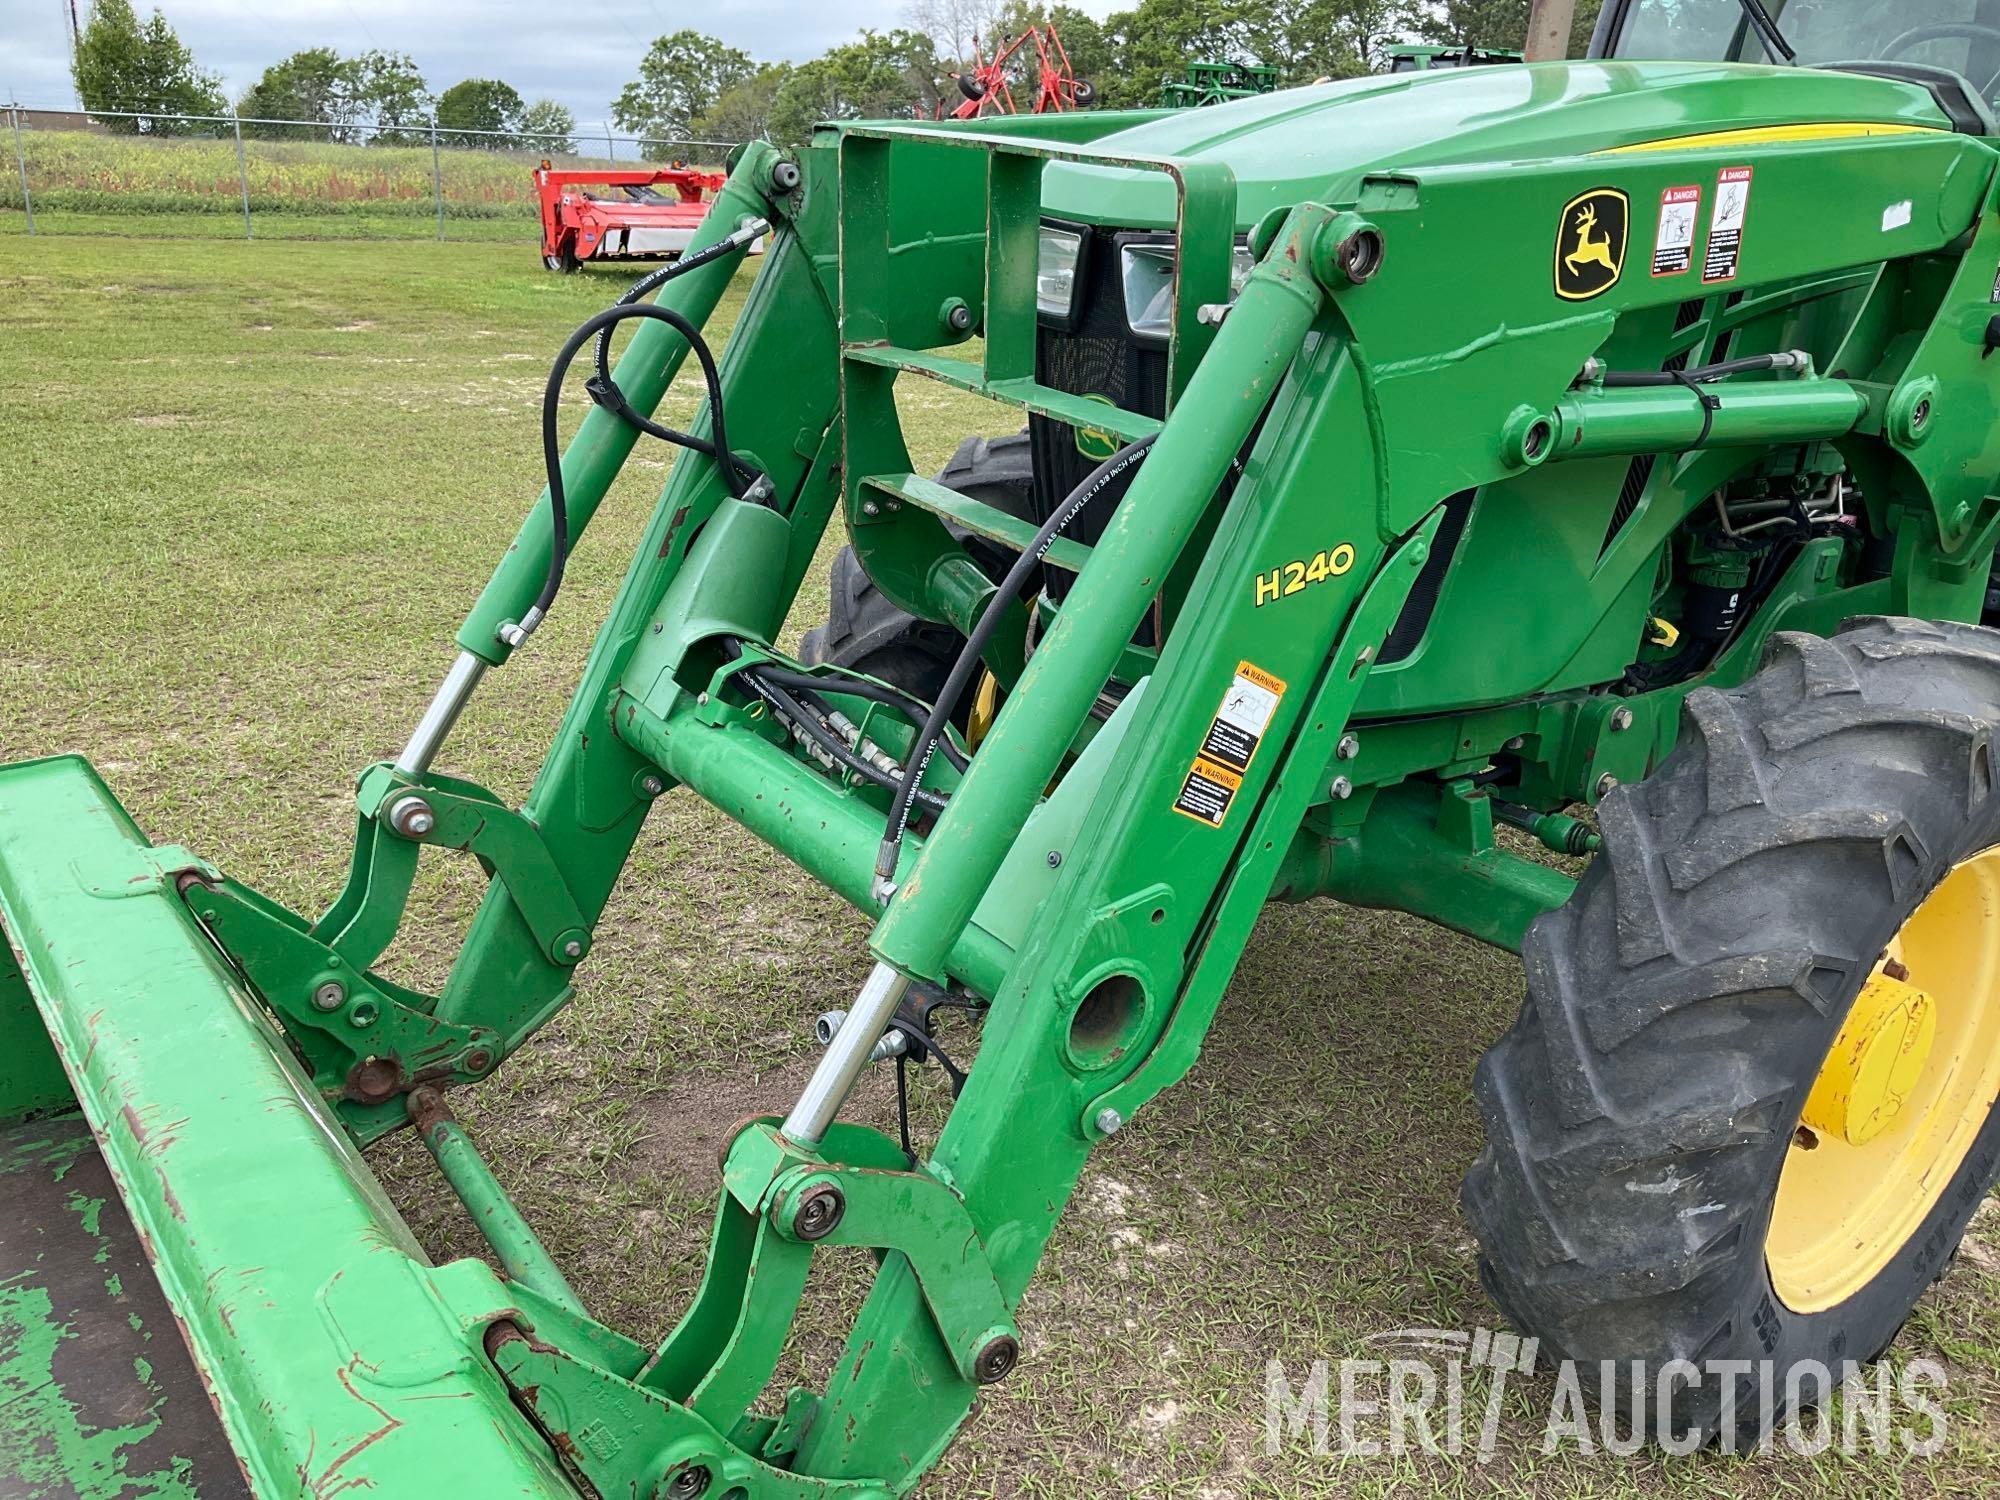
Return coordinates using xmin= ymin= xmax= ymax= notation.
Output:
xmin=430 ymin=117 xmax=445 ymax=241
xmin=8 ymin=105 xmax=33 ymax=236
xmin=606 ymin=125 xmax=615 ymax=161
xmin=231 ymin=110 xmax=252 ymax=239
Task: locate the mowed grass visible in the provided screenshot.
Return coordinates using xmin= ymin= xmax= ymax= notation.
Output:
xmin=4 ymin=234 xmax=2000 ymax=1496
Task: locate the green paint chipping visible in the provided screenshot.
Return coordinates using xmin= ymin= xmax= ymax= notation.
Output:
xmin=0 ymin=1281 xmax=197 ymax=1499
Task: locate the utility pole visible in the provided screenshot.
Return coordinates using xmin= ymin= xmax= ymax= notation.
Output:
xmin=1523 ymin=0 xmax=1578 ymax=61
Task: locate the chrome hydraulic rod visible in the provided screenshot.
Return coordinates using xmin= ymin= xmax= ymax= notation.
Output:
xmin=783 ymin=960 xmax=911 ymax=1146
xmin=393 ymin=650 xmax=488 ymax=777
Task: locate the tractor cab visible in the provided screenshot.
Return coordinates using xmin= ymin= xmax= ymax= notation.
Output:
xmin=1593 ymin=0 xmax=2000 ymax=124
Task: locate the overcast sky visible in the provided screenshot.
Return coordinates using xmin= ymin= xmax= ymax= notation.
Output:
xmin=1 ymin=0 xmax=1118 ymax=124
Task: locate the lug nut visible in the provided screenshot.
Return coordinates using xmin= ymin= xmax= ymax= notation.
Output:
xmin=1095 ymin=1107 xmax=1123 ymax=1136
xmin=1336 ymin=733 xmax=1359 ymax=760
xmin=1330 ymin=775 xmax=1353 ymax=800
xmin=388 ymin=797 xmax=435 ymax=838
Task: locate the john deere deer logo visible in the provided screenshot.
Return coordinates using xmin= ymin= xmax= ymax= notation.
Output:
xmin=1554 ymin=187 xmax=1628 ymax=301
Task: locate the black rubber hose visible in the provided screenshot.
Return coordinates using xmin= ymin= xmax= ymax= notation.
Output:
xmin=526 ymin=301 xmax=753 ymax=637
xmin=588 ymin=231 xmax=758 ymax=455
xmin=874 ymin=434 xmax=1158 ymax=881
xmin=740 ymin=670 xmax=951 ymax=814
xmin=750 ymin=666 xmax=972 ymax=773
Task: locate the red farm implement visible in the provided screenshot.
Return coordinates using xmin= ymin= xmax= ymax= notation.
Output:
xmin=940 ymin=25 xmax=1095 ymax=119
xmin=535 ymin=161 xmax=757 ymax=273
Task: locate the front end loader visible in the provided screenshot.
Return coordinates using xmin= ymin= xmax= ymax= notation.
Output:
xmin=13 ymin=3 xmax=2000 ymax=1490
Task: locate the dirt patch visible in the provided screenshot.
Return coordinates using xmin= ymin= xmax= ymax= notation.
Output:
xmin=333 ymin=320 xmax=377 ymax=332
xmin=628 ymin=1054 xmax=905 ymax=1192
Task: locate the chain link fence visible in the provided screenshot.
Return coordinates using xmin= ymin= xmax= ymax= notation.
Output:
xmin=3 ymin=103 xmax=743 ymax=245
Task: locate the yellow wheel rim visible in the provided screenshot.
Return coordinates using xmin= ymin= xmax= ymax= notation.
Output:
xmin=1767 ymin=847 xmax=2000 ymax=1313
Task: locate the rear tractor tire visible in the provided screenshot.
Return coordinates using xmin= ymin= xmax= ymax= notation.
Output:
xmin=800 ymin=432 xmax=1036 ymax=721
xmin=1466 ymin=616 xmax=2000 ymax=1446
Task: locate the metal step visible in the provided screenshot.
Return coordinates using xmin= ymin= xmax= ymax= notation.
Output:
xmin=858 ymin=472 xmax=1092 ymax=573
xmin=842 ymin=345 xmax=1165 ymax=445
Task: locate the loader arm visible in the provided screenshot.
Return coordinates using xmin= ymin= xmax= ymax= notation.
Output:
xmin=10 ymin=59 xmax=2000 ymax=1498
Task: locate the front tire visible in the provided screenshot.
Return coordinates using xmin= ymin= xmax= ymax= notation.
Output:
xmin=1465 ymin=616 xmax=2000 ymax=1446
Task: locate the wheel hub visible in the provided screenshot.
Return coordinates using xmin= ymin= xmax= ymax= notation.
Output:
xmin=1797 ymin=964 xmax=1936 ymax=1147
xmin=1767 ymin=847 xmax=2000 ymax=1313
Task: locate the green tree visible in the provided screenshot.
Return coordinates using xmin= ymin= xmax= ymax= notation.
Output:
xmin=611 ymin=30 xmax=757 ymax=143
xmin=436 ymin=78 xmax=527 ymax=144
xmin=71 ymin=0 xmax=225 ymax=134
xmin=1411 ymin=0 xmax=1602 ymax=55
xmin=769 ymin=30 xmax=944 ymax=143
xmin=516 ymin=98 xmax=579 ymax=155
xmin=352 ymin=50 xmax=431 ymax=143
xmin=691 ymin=64 xmax=793 ymax=143
xmin=238 ymin=48 xmax=356 ymax=139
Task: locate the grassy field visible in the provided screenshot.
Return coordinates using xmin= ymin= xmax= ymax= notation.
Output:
xmin=4 ymin=234 xmax=1999 ymax=1497
xmin=0 ymin=127 xmax=722 ymax=243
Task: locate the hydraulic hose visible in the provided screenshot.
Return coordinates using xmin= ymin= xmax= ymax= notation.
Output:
xmin=874 ymin=435 xmax=1157 ymax=884
xmin=509 ymin=300 xmax=757 ymax=648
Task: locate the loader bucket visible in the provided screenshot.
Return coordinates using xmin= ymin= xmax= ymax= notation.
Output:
xmin=0 ymin=755 xmax=575 ymax=1497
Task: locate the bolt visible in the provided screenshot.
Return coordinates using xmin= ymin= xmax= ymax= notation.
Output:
xmin=1095 ymin=1107 xmax=1123 ymax=1136
xmin=790 ymin=1182 xmax=845 ymax=1241
xmin=1609 ymin=706 xmax=1634 ymax=732
xmin=1504 ymin=736 xmax=1525 ymax=751
xmin=861 ymin=499 xmax=881 ymax=517
xmin=1913 ymin=397 xmax=1932 ymax=428
xmin=563 ymin=939 xmax=583 ymax=960
xmin=640 ymin=774 xmax=665 ymax=797
xmin=1336 ymin=733 xmax=1359 ymax=760
xmin=1330 ymin=775 xmax=1353 ymax=800
xmin=974 ymin=1332 xmax=1021 ymax=1385
xmin=464 ymin=1048 xmax=494 ymax=1073
xmin=388 ymin=797 xmax=435 ymax=838
xmin=1046 ymin=850 xmax=1063 ymax=868
xmin=1594 ymin=772 xmax=1619 ymax=799
xmin=312 ymin=980 xmax=346 ymax=1012
xmin=664 ymin=1465 xmax=711 ymax=1500
xmin=696 ymin=692 xmax=710 ymax=706
xmin=770 ymin=159 xmax=801 ymax=193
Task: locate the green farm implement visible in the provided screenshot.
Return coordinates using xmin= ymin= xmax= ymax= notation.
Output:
xmin=17 ymin=0 xmax=2000 ymax=1490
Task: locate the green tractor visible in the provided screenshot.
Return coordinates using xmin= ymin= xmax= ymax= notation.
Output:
xmin=12 ymin=0 xmax=2000 ymax=1491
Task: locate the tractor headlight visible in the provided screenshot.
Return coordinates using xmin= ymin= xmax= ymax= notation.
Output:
xmin=1120 ymin=241 xmax=1257 ymax=341
xmin=1037 ymin=225 xmax=1084 ymax=319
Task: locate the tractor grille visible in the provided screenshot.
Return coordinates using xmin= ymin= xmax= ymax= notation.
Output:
xmin=1030 ymin=226 xmax=1170 ymax=613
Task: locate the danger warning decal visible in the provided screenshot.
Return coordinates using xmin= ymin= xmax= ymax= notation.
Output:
xmin=1173 ymin=661 xmax=1286 ymax=827
xmin=1703 ymin=166 xmax=1752 ymax=284
xmin=1651 ymin=184 xmax=1700 ymax=277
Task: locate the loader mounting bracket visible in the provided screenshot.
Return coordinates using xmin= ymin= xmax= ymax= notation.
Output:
xmin=184 ymin=875 xmax=503 ymax=1141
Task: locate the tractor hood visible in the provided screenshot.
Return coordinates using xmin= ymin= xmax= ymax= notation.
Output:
xmin=1040 ymin=60 xmax=1958 ymax=231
